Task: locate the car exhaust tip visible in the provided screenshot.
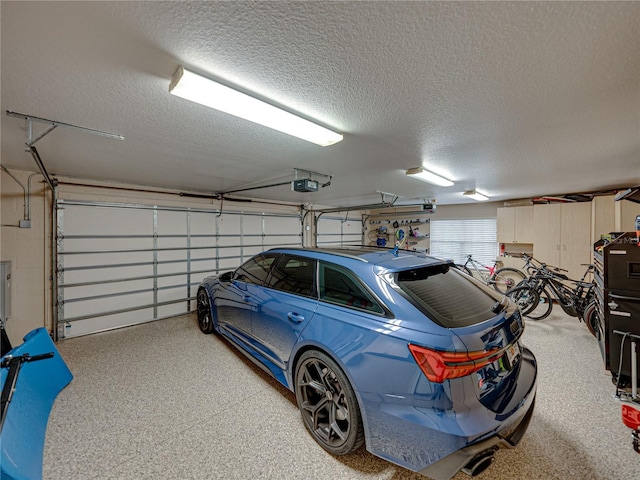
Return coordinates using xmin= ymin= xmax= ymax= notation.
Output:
xmin=461 ymin=450 xmax=496 ymax=477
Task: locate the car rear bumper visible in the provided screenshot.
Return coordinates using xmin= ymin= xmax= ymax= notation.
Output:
xmin=362 ymin=347 xmax=537 ymax=478
xmin=419 ymin=393 xmax=536 ymax=480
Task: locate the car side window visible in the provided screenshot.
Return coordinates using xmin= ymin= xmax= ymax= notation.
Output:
xmin=265 ymin=255 xmax=317 ymax=298
xmin=232 ymin=254 xmax=278 ymax=285
xmin=319 ymin=262 xmax=384 ymax=314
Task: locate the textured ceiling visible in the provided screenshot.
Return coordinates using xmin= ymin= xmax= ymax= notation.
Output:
xmin=1 ymin=1 xmax=639 ymax=206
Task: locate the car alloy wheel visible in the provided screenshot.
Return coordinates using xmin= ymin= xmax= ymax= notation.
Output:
xmin=197 ymin=288 xmax=214 ymax=334
xmin=294 ymin=350 xmax=364 ymax=455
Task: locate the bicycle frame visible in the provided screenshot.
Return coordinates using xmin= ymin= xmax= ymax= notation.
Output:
xmin=460 ymin=255 xmax=496 ymax=283
xmin=527 ymin=266 xmax=594 ymax=318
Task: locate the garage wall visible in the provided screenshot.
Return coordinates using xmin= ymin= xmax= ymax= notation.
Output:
xmin=0 ymin=169 xmax=50 ymax=346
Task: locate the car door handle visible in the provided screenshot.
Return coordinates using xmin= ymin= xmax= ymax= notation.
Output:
xmin=287 ymin=312 xmax=305 ymax=323
xmin=243 ymin=295 xmax=251 ymax=302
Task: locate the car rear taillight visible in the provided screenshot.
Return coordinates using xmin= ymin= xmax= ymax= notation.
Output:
xmin=408 ymin=344 xmax=502 ymax=383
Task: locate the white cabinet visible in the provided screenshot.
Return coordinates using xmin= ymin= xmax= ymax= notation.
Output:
xmin=533 ymin=202 xmax=591 ymax=280
xmin=497 ymin=206 xmax=534 ymax=244
xmin=591 ymin=195 xmax=615 ymax=245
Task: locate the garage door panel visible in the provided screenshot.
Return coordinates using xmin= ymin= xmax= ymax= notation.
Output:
xmin=63 ymin=279 xmax=153 ymax=301
xmin=62 ymin=206 xmax=152 ymax=236
xmin=242 ymin=215 xmax=263 ymax=236
xmin=62 ymin=251 xmax=154 ymax=269
xmin=156 ymin=303 xmax=187 ymax=319
xmin=190 ymin=212 xmax=215 ymax=234
xmin=63 ymin=264 xmax=154 ymax=284
xmin=56 ymin=200 xmax=302 ymax=338
xmin=157 ymin=210 xmax=187 ymax=235
xmin=64 ymin=308 xmax=156 ymax=338
xmin=64 ymin=290 xmax=154 ymax=318
xmin=316 ymin=216 xmax=362 ymax=246
xmin=265 ymin=216 xmax=300 ymax=235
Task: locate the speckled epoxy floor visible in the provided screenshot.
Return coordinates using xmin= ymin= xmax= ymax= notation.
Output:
xmin=43 ymin=310 xmax=639 ymax=480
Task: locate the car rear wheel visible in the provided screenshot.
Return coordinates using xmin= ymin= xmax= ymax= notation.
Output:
xmin=196 ymin=288 xmax=215 ymax=334
xmin=294 ymin=350 xmax=364 ymax=456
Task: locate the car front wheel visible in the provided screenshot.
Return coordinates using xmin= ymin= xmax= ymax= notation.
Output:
xmin=196 ymin=288 xmax=215 ymax=334
xmin=294 ymin=350 xmax=364 ymax=455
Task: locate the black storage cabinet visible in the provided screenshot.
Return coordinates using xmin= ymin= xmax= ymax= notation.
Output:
xmin=594 ymin=232 xmax=640 ymax=385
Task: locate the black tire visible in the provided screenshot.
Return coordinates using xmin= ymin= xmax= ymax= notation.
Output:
xmin=582 ymin=300 xmax=599 ymax=338
xmin=196 ymin=288 xmax=215 ymax=334
xmin=525 ymin=288 xmax=553 ymax=320
xmin=294 ymin=350 xmax=364 ymax=456
xmin=456 ymin=265 xmax=472 ymax=276
xmin=490 ymin=267 xmax=526 ymax=294
xmin=506 ymin=285 xmax=540 ymax=316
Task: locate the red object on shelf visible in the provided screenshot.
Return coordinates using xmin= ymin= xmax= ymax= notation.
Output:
xmin=500 ymin=243 xmax=505 ymax=256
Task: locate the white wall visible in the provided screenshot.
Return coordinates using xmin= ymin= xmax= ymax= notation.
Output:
xmin=1 ymin=169 xmax=50 ymax=345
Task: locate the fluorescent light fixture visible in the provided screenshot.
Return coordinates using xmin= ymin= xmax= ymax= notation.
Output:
xmin=169 ymin=66 xmax=343 ymax=146
xmin=405 ymin=167 xmax=454 ymax=187
xmin=463 ymin=190 xmax=489 ymax=201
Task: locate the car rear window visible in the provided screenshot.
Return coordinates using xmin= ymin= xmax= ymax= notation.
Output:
xmin=396 ymin=264 xmax=502 ymax=328
xmin=319 ymin=263 xmax=385 ymax=314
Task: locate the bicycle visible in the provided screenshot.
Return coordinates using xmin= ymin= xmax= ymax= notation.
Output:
xmin=508 ymin=255 xmax=597 ymax=333
xmin=455 ymin=254 xmax=526 ymax=294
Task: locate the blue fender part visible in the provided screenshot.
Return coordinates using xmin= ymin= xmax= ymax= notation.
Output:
xmin=1 ymin=328 xmax=73 ymax=480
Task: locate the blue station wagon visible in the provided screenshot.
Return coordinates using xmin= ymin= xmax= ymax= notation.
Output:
xmin=196 ymin=247 xmax=537 ymax=479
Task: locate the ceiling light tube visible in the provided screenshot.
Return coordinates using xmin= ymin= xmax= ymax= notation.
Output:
xmin=406 ymin=167 xmax=454 ymax=187
xmin=169 ymin=67 xmax=343 ymax=147
xmin=463 ymin=190 xmax=489 ymax=201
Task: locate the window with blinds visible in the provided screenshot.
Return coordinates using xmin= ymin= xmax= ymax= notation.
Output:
xmin=430 ymin=219 xmax=498 ymax=266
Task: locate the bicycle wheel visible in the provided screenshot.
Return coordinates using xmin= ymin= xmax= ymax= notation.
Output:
xmin=582 ymin=300 xmax=599 ymax=338
xmin=525 ymin=288 xmax=553 ymax=320
xmin=506 ymin=285 xmax=539 ymax=316
xmin=491 ymin=267 xmax=527 ymax=294
xmin=455 ymin=264 xmax=472 ymax=276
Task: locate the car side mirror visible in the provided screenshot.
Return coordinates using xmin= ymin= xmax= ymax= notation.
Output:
xmin=219 ymin=271 xmax=233 ymax=282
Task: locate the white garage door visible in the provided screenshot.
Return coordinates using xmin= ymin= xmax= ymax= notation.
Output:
xmin=315 ymin=214 xmax=363 ymax=247
xmin=56 ymin=200 xmax=302 ymax=338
